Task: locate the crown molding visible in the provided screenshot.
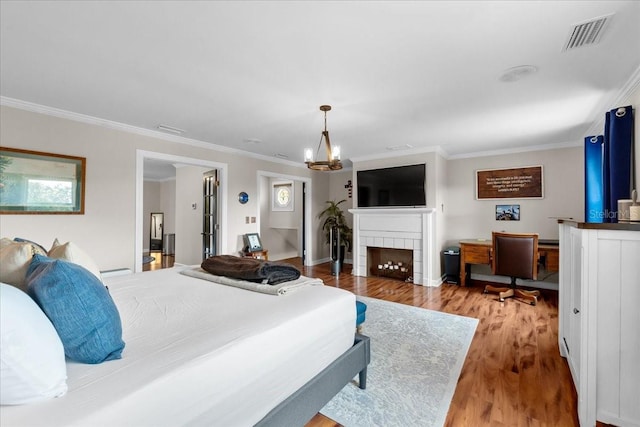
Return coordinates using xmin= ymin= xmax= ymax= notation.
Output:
xmin=447 ymin=140 xmax=582 ymax=160
xmin=143 ymin=176 xmax=177 ymax=183
xmin=350 ymin=144 xmax=449 ymax=163
xmin=584 ymin=64 xmax=640 ymax=137
xmin=4 ymin=61 xmax=637 ymax=166
xmin=0 ymin=96 xmax=306 ymax=170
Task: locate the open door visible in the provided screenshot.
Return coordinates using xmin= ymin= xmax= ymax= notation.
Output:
xmin=202 ymin=170 xmax=218 ymax=260
xmin=302 ymin=182 xmax=306 ymax=264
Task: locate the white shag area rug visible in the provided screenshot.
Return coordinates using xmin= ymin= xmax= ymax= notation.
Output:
xmin=320 ymin=296 xmax=478 ymax=427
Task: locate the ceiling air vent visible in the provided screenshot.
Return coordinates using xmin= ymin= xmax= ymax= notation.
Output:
xmin=563 ymin=14 xmax=613 ymax=51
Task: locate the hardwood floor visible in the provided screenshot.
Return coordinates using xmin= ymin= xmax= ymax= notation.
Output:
xmin=287 ymin=259 xmax=579 ymax=427
xmin=142 ymin=251 xmax=174 ymax=271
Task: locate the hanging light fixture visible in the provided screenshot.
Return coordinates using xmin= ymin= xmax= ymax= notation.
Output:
xmin=304 ymin=105 xmax=342 ymax=171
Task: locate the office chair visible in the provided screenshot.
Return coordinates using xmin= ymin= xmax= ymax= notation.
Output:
xmin=484 ymin=232 xmax=541 ymax=305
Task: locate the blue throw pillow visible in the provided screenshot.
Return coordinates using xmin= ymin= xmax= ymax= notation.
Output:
xmin=26 ymin=254 xmax=125 ymax=364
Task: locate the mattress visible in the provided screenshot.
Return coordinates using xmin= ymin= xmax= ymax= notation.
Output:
xmin=1 ymin=266 xmax=356 ymax=427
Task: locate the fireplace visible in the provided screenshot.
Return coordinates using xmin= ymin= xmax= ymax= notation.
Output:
xmin=367 ymin=247 xmax=413 ymax=282
xmin=349 ymin=208 xmax=436 ymax=286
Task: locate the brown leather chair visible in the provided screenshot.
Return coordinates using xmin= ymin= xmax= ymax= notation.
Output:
xmin=484 ymin=232 xmax=541 ymax=305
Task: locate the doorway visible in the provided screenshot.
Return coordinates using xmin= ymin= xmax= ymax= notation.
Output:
xmin=257 ymin=171 xmax=312 ymax=266
xmin=202 ymin=170 xmax=218 ymax=260
xmin=136 ymin=150 xmax=228 ymax=273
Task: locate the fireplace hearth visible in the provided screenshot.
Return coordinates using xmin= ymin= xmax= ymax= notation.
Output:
xmin=349 ymin=207 xmax=436 ymax=286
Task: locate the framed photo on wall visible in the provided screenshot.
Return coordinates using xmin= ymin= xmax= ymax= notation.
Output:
xmin=0 ymin=147 xmax=86 ymax=214
xmin=496 ymin=204 xmax=520 ymax=221
xmin=476 ymin=165 xmax=543 ymax=199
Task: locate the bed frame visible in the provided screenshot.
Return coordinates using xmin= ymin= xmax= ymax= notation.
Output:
xmin=256 ymin=333 xmax=371 ymax=426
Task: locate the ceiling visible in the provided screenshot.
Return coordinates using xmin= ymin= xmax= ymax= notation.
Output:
xmin=2 ymin=1 xmax=639 ymax=176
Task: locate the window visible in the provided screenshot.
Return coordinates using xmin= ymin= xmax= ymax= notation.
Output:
xmin=272 ymin=181 xmax=294 ymax=211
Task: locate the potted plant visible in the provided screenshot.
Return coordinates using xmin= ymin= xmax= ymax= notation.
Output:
xmin=318 ymin=199 xmax=352 ymax=268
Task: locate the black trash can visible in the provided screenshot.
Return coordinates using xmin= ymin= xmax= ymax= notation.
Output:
xmin=443 ymin=246 xmax=460 ymax=284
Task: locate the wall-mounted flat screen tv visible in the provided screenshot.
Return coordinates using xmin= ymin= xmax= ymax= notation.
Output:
xmin=357 ymin=163 xmax=426 ymax=208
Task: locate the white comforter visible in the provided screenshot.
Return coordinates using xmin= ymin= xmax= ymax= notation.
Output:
xmin=1 ymin=266 xmax=356 ymax=427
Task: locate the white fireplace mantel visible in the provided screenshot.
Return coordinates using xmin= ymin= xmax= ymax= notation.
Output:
xmin=349 ymin=208 xmax=436 ymax=286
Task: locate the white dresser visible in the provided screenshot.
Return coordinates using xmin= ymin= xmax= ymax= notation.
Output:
xmin=558 ymin=220 xmax=640 ymax=426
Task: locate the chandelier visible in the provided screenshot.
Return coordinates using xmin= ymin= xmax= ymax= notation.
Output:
xmin=304 ymin=105 xmax=342 ymax=171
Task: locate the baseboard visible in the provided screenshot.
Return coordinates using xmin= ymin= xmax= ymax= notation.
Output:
xmin=309 ymin=257 xmax=353 ymax=266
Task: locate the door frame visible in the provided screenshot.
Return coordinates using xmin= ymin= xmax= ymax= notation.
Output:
xmin=136 ymin=150 xmax=228 ymax=273
xmin=256 ymin=170 xmax=313 ymax=266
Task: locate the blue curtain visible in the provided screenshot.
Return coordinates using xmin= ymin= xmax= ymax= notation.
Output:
xmin=585 ymin=135 xmax=604 ymax=223
xmin=603 ymin=105 xmax=634 ymax=223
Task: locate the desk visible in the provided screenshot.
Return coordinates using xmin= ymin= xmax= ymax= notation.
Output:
xmin=458 ymin=239 xmax=558 ymax=287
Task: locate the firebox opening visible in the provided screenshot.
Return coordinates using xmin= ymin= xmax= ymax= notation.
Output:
xmin=367 ymin=247 xmax=413 ymax=283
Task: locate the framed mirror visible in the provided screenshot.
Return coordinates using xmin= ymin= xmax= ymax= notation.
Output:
xmin=150 ymin=212 xmax=164 ymax=251
xmin=0 ymin=147 xmax=86 ymax=214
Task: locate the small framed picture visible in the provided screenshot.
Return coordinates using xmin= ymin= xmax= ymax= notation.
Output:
xmin=496 ymin=204 xmax=520 ymax=221
xmin=244 ymin=233 xmax=263 ymax=252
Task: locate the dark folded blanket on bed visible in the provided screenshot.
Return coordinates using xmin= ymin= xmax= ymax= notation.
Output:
xmin=201 ymin=255 xmax=301 ymax=285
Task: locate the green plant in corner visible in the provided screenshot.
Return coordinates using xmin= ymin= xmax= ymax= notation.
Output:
xmin=318 ymin=199 xmax=352 ymax=253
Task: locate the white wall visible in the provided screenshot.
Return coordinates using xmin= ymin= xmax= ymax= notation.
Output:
xmin=623 ymin=83 xmax=640 ymax=193
xmin=0 ymin=105 xmax=326 ymax=271
xmin=142 ymin=178 xmax=175 ymax=255
xmin=259 ymin=178 xmax=302 ymax=261
xmin=160 ymin=178 xmax=176 ymax=235
xmin=349 ymin=148 xmax=587 ymax=284
xmin=2 ymin=91 xmax=636 ymax=276
xmin=143 ymin=181 xmax=161 ymax=252
xmin=309 ymin=170 xmax=331 ymax=263
xmin=174 ymin=165 xmax=213 ymax=265
xmin=443 ymin=147 xmax=584 ymax=244
xmin=434 ymin=152 xmax=449 ymax=275
xmin=325 ymin=170 xmax=354 ymax=263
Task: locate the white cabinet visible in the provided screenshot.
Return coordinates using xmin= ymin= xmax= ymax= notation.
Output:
xmin=558 ymin=221 xmax=640 ymax=427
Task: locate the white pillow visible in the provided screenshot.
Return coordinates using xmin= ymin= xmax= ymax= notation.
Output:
xmin=0 ymin=237 xmax=15 ymax=248
xmin=0 ymin=283 xmax=68 ymax=405
xmin=48 ymin=239 xmax=102 ymax=281
xmin=0 ymin=242 xmax=46 ymax=291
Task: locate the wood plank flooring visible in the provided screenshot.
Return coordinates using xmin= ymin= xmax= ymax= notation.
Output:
xmin=287 ymin=259 xmax=580 ymax=427
xmin=142 ymin=251 xmax=174 ymax=271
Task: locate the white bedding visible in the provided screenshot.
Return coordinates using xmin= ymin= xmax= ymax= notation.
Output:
xmin=1 ymin=266 xmax=356 ymax=427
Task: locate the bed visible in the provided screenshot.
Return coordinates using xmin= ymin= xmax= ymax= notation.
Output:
xmin=1 ymin=265 xmax=370 ymax=427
